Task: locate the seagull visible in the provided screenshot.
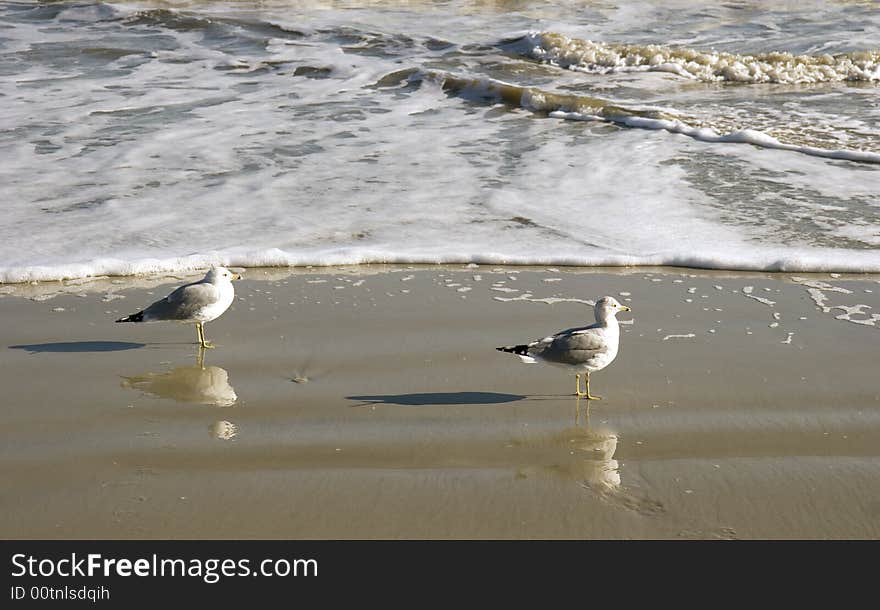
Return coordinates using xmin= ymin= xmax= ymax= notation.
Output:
xmin=496 ymin=296 xmax=631 ymax=399
xmin=116 ymin=267 xmax=241 ymax=349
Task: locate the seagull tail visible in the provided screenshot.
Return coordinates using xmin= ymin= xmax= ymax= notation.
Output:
xmin=495 ymin=345 xmax=536 ymax=364
xmin=496 ymin=344 xmax=531 ymax=356
xmin=496 ymin=344 xmax=536 ymax=363
xmin=116 ymin=311 xmax=144 ymax=323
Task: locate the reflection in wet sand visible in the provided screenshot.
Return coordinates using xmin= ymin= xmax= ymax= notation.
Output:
xmin=121 ymin=349 xmax=237 ymax=407
xmin=513 ymin=403 xmax=620 ymax=494
xmin=536 ymin=426 xmax=621 ymax=493
xmin=514 ymin=400 xmax=664 ymax=515
xmin=210 ymin=420 xmax=238 ymax=440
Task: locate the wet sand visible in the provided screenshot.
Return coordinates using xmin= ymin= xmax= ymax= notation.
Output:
xmin=1 ymin=265 xmax=879 ymax=539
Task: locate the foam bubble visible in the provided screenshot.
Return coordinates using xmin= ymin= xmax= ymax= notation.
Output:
xmin=518 ymin=31 xmax=880 ymax=85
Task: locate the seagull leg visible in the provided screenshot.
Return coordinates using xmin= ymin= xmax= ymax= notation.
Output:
xmin=575 ymin=374 xmax=586 ymax=397
xmin=584 ymin=372 xmax=602 ymax=400
xmin=197 ymin=322 xmax=215 ymax=349
xmin=202 ymin=325 xmax=215 ymax=349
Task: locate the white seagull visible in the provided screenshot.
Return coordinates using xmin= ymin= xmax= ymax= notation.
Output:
xmin=497 ymin=295 xmax=631 ymax=399
xmin=116 ymin=267 xmax=241 ymax=349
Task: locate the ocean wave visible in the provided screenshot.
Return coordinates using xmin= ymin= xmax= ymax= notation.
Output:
xmin=410 ymin=70 xmax=880 ymax=164
xmin=512 ymin=31 xmax=880 ymax=84
xmin=2 ymin=247 xmax=879 ymax=284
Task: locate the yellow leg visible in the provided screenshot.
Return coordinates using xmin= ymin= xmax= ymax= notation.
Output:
xmin=575 ymin=374 xmax=585 ymax=397
xmin=197 ymin=322 xmax=215 ymax=349
xmin=584 ymin=371 xmax=601 ymax=401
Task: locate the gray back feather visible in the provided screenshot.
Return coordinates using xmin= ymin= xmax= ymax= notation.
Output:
xmin=143 ymin=281 xmax=219 ymax=321
xmin=530 ymin=324 xmax=609 ymax=365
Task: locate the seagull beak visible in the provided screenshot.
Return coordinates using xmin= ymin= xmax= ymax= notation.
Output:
xmin=620 ymin=305 xmax=631 ymax=312
xmin=233 ymin=273 xmax=242 ymax=280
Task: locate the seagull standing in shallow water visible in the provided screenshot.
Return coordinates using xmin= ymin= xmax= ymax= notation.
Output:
xmin=116 ymin=267 xmax=241 ymax=349
xmin=497 ymin=296 xmax=631 ymax=399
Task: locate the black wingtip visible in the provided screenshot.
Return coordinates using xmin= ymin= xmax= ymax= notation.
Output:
xmin=497 ymin=344 xmax=530 ymax=355
xmin=116 ymin=311 xmax=144 ymax=323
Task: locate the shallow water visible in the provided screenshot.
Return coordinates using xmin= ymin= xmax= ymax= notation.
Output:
xmin=1 ymin=0 xmax=878 ymax=281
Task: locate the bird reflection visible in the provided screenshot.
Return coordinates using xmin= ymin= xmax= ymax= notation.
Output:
xmin=210 ymin=420 xmax=238 ymax=440
xmin=517 ymin=398 xmax=665 ymax=515
xmin=121 ymin=348 xmax=237 ymax=407
xmin=540 ymin=427 xmax=621 ymax=492
xmin=514 ymin=399 xmax=620 ymax=494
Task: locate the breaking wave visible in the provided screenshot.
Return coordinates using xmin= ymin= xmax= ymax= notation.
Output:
xmin=513 ymin=31 xmax=880 ymax=84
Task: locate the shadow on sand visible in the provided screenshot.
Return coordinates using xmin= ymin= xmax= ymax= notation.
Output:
xmin=10 ymin=341 xmax=146 ymax=354
xmin=347 ymin=391 xmax=526 ymax=406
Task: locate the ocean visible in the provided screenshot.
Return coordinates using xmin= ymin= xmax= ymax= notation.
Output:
xmin=1 ymin=0 xmax=879 ymax=283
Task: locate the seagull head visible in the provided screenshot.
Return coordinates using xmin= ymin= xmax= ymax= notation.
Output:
xmin=595 ymin=296 xmax=631 ymax=321
xmin=205 ymin=266 xmax=242 ymax=283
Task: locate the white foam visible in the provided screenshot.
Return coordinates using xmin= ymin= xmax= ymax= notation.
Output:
xmin=550 ymin=111 xmax=880 ymax=164
xmin=521 ymin=31 xmax=880 ymax=85
xmin=5 ymin=239 xmax=880 ymax=285
xmin=2 ymin=4 xmax=879 ymax=284
xmin=791 ymin=277 xmax=879 ymax=327
xmin=493 ymin=293 xmax=594 ymax=306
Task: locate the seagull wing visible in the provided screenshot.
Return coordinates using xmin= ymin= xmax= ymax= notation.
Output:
xmin=530 ymin=326 xmax=609 ymax=366
xmin=143 ymin=281 xmax=220 ymax=321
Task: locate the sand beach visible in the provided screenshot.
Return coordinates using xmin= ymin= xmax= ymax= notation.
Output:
xmin=2 ymin=265 xmax=878 ymax=539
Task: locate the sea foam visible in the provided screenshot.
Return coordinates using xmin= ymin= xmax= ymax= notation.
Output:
xmin=423 ymin=71 xmax=880 ymax=164
xmin=3 ymin=246 xmax=880 ymax=284
xmin=517 ymin=31 xmax=880 ymax=84
xmin=2 ymin=2 xmax=878 ymax=284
